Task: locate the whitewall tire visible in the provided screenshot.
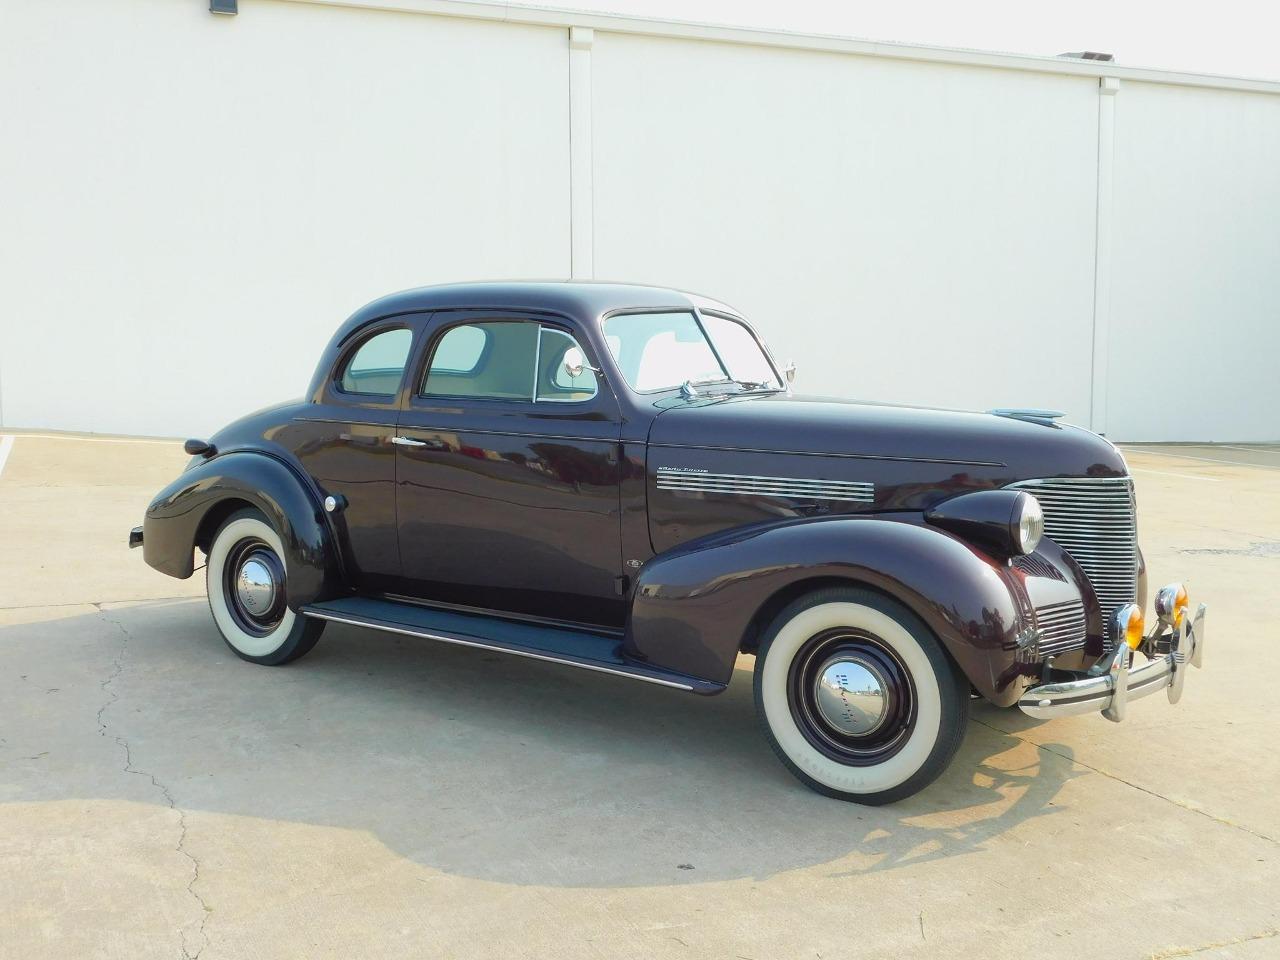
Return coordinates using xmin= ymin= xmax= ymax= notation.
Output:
xmin=206 ymin=508 xmax=324 ymax=665
xmin=754 ymin=587 xmax=968 ymax=804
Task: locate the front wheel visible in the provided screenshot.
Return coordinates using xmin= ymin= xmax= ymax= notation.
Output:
xmin=206 ymin=508 xmax=325 ymax=665
xmin=754 ymin=587 xmax=968 ymax=804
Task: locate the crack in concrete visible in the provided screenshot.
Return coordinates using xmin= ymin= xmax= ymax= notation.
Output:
xmin=970 ymin=716 xmax=1279 ymax=847
xmin=1179 ymin=540 xmax=1280 ymax=559
xmin=96 ymin=605 xmax=211 ymax=960
xmin=1149 ymin=927 xmax=1279 ymax=958
xmin=0 ymin=594 xmax=200 ymax=612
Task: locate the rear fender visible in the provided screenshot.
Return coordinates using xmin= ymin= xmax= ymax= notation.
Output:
xmin=142 ymin=451 xmax=339 ymax=608
xmin=626 ymin=515 xmax=1028 ymax=704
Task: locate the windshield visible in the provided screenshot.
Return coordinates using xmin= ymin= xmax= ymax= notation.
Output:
xmin=602 ymin=310 xmax=782 ymax=393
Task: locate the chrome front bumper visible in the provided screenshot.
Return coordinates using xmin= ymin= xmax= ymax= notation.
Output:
xmin=1019 ymin=603 xmax=1206 ymax=721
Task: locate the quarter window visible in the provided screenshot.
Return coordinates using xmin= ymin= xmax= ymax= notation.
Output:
xmin=340 ymin=328 xmax=413 ymax=395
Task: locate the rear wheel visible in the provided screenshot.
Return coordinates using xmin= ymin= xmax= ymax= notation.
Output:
xmin=206 ymin=508 xmax=324 ymax=665
xmin=754 ymin=587 xmax=968 ymax=804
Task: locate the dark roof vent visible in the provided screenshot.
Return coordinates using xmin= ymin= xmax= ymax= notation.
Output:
xmin=1058 ymin=51 xmax=1115 ymax=61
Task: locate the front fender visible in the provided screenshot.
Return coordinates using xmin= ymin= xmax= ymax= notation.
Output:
xmin=142 ymin=451 xmax=339 ymax=609
xmin=627 ymin=515 xmax=1029 ymax=704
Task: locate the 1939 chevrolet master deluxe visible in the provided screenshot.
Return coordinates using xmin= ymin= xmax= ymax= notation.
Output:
xmin=132 ymin=282 xmax=1206 ymax=804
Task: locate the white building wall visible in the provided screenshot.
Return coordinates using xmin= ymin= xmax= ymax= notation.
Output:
xmin=0 ymin=0 xmax=570 ymax=437
xmin=1107 ymin=82 xmax=1280 ymax=441
xmin=590 ymin=32 xmax=1100 ymax=422
xmin=1 ymin=0 xmax=1277 ymax=441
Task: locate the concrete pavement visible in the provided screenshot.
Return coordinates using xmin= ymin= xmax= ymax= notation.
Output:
xmin=1 ymin=433 xmax=1277 ymax=959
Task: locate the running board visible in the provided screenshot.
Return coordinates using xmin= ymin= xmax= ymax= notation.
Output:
xmin=300 ymin=596 xmax=723 ymax=694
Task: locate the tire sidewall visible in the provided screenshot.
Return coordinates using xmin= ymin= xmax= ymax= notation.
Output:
xmin=207 ymin=510 xmax=304 ymax=663
xmin=755 ymin=589 xmax=964 ymax=804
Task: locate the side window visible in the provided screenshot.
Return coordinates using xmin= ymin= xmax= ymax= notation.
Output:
xmin=429 ymin=324 xmax=487 ymax=374
xmin=536 ymin=328 xmax=597 ymax=402
xmin=340 ymin=328 xmax=413 ymax=395
xmin=420 ymin=321 xmax=597 ymax=403
xmin=422 ymin=321 xmax=538 ymax=400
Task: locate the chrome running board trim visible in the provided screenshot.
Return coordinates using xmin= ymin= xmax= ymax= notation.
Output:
xmin=299 ymin=598 xmax=722 ymax=694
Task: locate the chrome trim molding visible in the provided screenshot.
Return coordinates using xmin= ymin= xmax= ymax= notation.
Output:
xmin=1008 ymin=476 xmax=1138 ymax=628
xmin=301 ymin=610 xmax=694 ymax=691
xmin=656 ymin=467 xmax=875 ymax=502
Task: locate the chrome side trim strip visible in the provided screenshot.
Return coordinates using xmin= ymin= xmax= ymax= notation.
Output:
xmin=657 ymin=467 xmax=875 ymax=502
xmin=651 ymin=442 xmax=1002 ymax=467
xmin=301 ymin=610 xmax=695 ymax=691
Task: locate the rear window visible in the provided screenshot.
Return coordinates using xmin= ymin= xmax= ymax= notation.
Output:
xmin=340 ymin=328 xmax=413 ymax=395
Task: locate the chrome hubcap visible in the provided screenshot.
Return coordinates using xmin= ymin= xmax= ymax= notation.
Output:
xmin=813 ymin=656 xmax=889 ymax=736
xmin=788 ymin=628 xmax=916 ymax=766
xmin=223 ymin=538 xmax=286 ymax=637
xmin=235 ymin=557 xmax=277 ymax=616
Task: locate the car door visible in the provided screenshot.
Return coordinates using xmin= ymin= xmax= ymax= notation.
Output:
xmin=291 ymin=316 xmax=424 ymax=592
xmin=392 ymin=311 xmax=625 ymax=627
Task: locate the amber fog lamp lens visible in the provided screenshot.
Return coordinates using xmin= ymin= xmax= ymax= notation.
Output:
xmin=1156 ymin=582 xmax=1190 ymax=628
xmin=1125 ymin=607 xmax=1145 ymax=650
xmin=1174 ymin=585 xmax=1189 ymax=626
xmin=1110 ymin=603 xmax=1144 ymax=651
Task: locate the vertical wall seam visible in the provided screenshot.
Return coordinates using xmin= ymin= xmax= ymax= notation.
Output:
xmin=1089 ymin=76 xmax=1120 ymax=435
xmin=568 ymin=26 xmax=595 ymax=279
xmin=565 ymin=27 xmax=573 ymax=278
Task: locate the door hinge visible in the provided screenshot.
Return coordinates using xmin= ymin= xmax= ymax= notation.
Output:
xmin=613 ymin=575 xmax=630 ymax=596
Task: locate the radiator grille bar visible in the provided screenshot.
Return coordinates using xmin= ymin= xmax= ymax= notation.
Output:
xmin=1033 ymin=598 xmax=1088 ymax=656
xmin=1008 ymin=476 xmax=1138 ymax=626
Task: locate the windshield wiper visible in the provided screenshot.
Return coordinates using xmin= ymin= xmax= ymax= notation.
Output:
xmin=680 ymin=376 xmax=781 ymax=398
xmin=680 ymin=376 xmax=733 ymax=398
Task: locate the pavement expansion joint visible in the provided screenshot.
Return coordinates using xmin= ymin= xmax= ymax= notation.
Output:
xmin=1148 ymin=926 xmax=1279 ymax=958
xmin=969 ymin=716 xmax=1279 ymax=847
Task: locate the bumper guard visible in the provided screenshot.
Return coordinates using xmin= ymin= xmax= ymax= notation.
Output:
xmin=1019 ymin=603 xmax=1206 ymax=721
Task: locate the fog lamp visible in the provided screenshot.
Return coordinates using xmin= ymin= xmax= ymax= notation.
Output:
xmin=1110 ymin=603 xmax=1145 ymax=651
xmin=1155 ymin=583 xmax=1189 ymax=629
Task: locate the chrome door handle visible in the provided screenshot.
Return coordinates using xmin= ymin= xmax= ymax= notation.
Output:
xmin=391 ymin=436 xmax=427 ymax=447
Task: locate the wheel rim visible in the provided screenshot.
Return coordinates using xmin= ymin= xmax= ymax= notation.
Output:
xmin=787 ymin=628 xmax=917 ymax=766
xmin=222 ymin=537 xmax=286 ymax=637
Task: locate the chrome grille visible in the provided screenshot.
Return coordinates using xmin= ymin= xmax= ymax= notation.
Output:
xmin=655 ymin=468 xmax=874 ymax=502
xmin=1033 ymin=599 xmax=1087 ymax=656
xmin=1008 ymin=476 xmax=1138 ymax=620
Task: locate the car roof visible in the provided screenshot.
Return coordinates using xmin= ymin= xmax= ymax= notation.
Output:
xmin=335 ymin=280 xmax=744 ymax=340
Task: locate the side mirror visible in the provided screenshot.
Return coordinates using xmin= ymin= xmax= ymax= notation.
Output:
xmin=563 ymin=346 xmax=586 ymax=379
xmin=783 ymin=360 xmax=797 ymax=387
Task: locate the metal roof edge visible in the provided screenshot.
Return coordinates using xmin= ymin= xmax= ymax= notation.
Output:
xmin=278 ymin=0 xmax=1280 ymax=95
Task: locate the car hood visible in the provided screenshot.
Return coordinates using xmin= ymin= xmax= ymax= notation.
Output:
xmin=647 ymin=393 xmax=1127 ymax=502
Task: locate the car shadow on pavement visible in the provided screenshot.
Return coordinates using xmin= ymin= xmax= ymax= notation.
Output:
xmin=1 ymin=598 xmax=1083 ymax=888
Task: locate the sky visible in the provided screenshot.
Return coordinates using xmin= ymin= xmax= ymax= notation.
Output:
xmin=501 ymin=0 xmax=1280 ymax=81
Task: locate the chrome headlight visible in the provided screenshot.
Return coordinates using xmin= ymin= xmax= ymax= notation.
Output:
xmin=925 ymin=490 xmax=1044 ymax=557
xmin=1015 ymin=495 xmax=1044 ymax=554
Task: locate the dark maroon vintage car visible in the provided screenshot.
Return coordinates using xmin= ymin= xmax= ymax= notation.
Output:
xmin=132 ymin=282 xmax=1206 ymax=803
